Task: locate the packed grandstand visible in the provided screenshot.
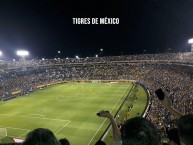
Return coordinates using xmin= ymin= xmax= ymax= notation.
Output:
xmin=0 ymin=52 xmax=193 ymax=144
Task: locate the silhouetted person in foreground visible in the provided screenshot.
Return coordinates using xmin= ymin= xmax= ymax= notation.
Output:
xmin=167 ymin=128 xmax=181 ymax=145
xmin=97 ymin=110 xmax=159 ymax=145
xmin=59 ymin=138 xmax=70 ymax=145
xmin=22 ymin=128 xmax=61 ymax=145
xmin=177 ymin=114 xmax=193 ymax=145
xmin=95 ymin=140 xmax=106 ymax=145
xmin=156 ymin=88 xmax=193 ymax=145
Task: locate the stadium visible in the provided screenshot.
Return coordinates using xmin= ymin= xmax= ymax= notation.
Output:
xmin=0 ymin=52 xmax=193 ymax=145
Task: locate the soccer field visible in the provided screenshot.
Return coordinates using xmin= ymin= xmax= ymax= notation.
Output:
xmin=0 ymin=82 xmax=133 ymax=145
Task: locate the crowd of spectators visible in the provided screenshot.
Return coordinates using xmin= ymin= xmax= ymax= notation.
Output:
xmin=142 ymin=64 xmax=193 ymax=140
xmin=1 ymin=52 xmax=193 ymax=69
xmin=0 ymin=52 xmax=193 ymax=144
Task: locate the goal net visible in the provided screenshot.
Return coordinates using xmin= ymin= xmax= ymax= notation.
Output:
xmin=92 ymin=80 xmax=101 ymax=83
xmin=0 ymin=128 xmax=7 ymax=139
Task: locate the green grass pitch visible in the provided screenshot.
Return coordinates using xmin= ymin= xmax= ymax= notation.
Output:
xmin=0 ymin=82 xmax=137 ymax=145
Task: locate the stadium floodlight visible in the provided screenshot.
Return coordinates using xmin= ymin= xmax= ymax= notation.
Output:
xmin=100 ymin=48 xmax=103 ymax=52
xmin=13 ymin=59 xmax=15 ymax=61
xmin=96 ymin=54 xmax=98 ymax=58
xmin=16 ymin=50 xmax=29 ymax=57
xmin=188 ymin=38 xmax=193 ymax=44
xmin=188 ymin=38 xmax=193 ymax=52
xmin=16 ymin=50 xmax=29 ymax=70
xmin=42 ymin=58 xmax=45 ymax=60
xmin=75 ymin=55 xmax=79 ymax=59
xmin=66 ymin=57 xmax=68 ymax=59
xmin=58 ymin=51 xmax=61 ymax=54
xmin=0 ymin=51 xmax=2 ymax=56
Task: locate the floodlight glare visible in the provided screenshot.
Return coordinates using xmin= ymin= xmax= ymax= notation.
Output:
xmin=188 ymin=38 xmax=193 ymax=52
xmin=0 ymin=51 xmax=2 ymax=56
xmin=75 ymin=55 xmax=79 ymax=59
xmin=96 ymin=54 xmax=98 ymax=58
xmin=17 ymin=50 xmax=29 ymax=56
xmin=188 ymin=38 xmax=193 ymax=44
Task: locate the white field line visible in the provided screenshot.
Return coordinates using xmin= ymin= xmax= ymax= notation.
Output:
xmin=87 ymin=88 xmax=128 ymax=145
xmin=55 ymin=96 xmax=83 ymax=102
xmin=54 ymin=120 xmax=71 ymax=135
xmin=87 ymin=118 xmax=107 ymax=145
xmin=0 ymin=126 xmax=30 ymax=139
xmin=0 ymin=114 xmax=70 ymax=122
xmin=0 ymin=126 xmax=29 ymax=131
xmin=28 ymin=114 xmax=45 ymax=118
xmin=0 ymin=114 xmax=70 ymax=137
xmin=19 ymin=130 xmax=30 ymax=138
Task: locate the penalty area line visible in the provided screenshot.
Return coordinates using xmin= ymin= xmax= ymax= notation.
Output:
xmin=0 ymin=114 xmax=70 ymax=122
xmin=87 ymin=118 xmax=107 ymax=145
xmin=19 ymin=130 xmax=30 ymax=138
xmin=54 ymin=121 xmax=71 ymax=135
xmin=87 ymin=88 xmax=128 ymax=145
xmin=0 ymin=126 xmax=29 ymax=131
xmin=0 ymin=125 xmax=30 ymax=139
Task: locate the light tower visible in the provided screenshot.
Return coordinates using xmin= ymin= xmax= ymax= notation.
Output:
xmin=16 ymin=50 xmax=29 ymax=70
xmin=75 ymin=55 xmax=79 ymax=59
xmin=0 ymin=51 xmax=2 ymax=60
xmin=100 ymin=48 xmax=103 ymax=56
xmin=17 ymin=50 xmax=29 ymax=60
xmin=188 ymin=38 xmax=193 ymax=52
xmin=56 ymin=50 xmax=61 ymax=58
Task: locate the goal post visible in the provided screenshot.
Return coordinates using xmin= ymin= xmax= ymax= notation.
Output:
xmin=0 ymin=128 xmax=7 ymax=139
xmin=92 ymin=80 xmax=101 ymax=83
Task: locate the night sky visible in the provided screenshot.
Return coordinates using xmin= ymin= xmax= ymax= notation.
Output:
xmin=0 ymin=0 xmax=193 ymax=60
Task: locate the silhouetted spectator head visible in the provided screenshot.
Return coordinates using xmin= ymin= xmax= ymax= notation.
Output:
xmin=167 ymin=128 xmax=181 ymax=145
xmin=59 ymin=138 xmax=70 ymax=145
xmin=95 ymin=140 xmax=106 ymax=145
xmin=22 ymin=128 xmax=60 ymax=145
xmin=177 ymin=114 xmax=193 ymax=145
xmin=121 ymin=117 xmax=159 ymax=145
